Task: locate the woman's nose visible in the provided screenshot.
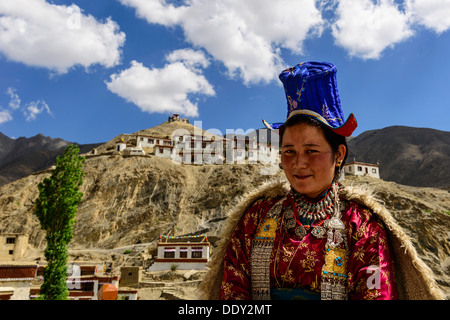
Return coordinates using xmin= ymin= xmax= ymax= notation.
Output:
xmin=292 ymin=153 xmax=308 ymax=169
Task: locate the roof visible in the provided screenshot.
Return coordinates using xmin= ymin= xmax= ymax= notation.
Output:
xmin=344 ymin=161 xmax=379 ymax=167
xmin=158 ymin=234 xmax=209 ymax=244
xmin=137 ymin=134 xmax=172 ymax=140
xmin=0 ymin=265 xmax=37 ymax=281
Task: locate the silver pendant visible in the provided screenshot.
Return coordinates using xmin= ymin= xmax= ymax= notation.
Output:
xmin=311 ymin=225 xmax=326 ymax=238
xmin=294 ymin=225 xmax=307 ymax=238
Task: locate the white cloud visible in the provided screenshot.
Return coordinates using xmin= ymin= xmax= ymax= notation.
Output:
xmin=331 ymin=0 xmax=414 ymax=59
xmin=1 ymin=87 xmax=52 ymax=122
xmin=0 ymin=0 xmax=126 ymax=73
xmin=24 ymin=100 xmax=52 ymax=122
xmin=119 ymin=0 xmax=324 ymax=85
xmin=406 ymin=0 xmax=450 ymax=33
xmin=166 ymin=48 xmax=210 ymax=70
xmin=6 ymin=87 xmax=20 ymax=110
xmin=106 ymin=52 xmax=215 ymax=117
xmin=0 ymin=109 xmax=13 ymax=124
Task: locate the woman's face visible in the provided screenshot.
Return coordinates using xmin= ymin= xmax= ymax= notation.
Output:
xmin=281 ymin=123 xmax=346 ymax=198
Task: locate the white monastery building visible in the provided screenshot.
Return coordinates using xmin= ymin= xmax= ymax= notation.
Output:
xmin=148 ymin=234 xmax=211 ymax=272
xmin=343 ymin=161 xmax=380 ymax=179
xmin=110 ymin=114 xmax=280 ymax=165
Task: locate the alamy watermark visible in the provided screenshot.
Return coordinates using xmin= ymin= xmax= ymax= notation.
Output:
xmin=366 ymin=265 xmax=381 ymax=290
xmin=164 ymin=121 xmax=280 ymax=175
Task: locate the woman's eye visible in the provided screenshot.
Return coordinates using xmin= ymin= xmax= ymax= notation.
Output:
xmin=306 ymin=149 xmax=318 ymax=154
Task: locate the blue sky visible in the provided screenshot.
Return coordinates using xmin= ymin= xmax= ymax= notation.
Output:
xmin=0 ymin=0 xmax=449 ymax=144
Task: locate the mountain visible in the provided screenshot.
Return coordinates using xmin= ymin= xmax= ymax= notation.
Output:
xmin=347 ymin=126 xmax=450 ymax=188
xmin=0 ymin=133 xmax=102 ymax=186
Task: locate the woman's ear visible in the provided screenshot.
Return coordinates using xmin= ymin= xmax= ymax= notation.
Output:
xmin=336 ymin=144 xmax=346 ymax=164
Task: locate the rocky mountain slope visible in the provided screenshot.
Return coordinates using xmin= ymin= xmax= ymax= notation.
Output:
xmin=0 ymin=132 xmax=101 ymax=186
xmin=347 ymin=126 xmax=450 ymax=188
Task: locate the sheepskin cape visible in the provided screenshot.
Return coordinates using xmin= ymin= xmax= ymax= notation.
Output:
xmin=199 ymin=179 xmax=445 ymax=300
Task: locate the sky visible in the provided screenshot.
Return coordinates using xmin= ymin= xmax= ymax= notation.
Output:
xmin=0 ymin=0 xmax=449 ymax=144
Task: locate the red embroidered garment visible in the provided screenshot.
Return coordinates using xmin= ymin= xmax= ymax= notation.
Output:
xmin=220 ymin=196 xmax=398 ymax=300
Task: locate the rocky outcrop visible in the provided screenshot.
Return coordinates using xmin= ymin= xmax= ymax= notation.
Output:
xmin=0 ymin=154 xmax=281 ymax=250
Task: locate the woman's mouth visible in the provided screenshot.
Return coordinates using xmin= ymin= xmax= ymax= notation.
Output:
xmin=294 ymin=174 xmax=312 ymax=180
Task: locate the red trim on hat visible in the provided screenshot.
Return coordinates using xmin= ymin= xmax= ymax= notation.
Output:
xmin=330 ymin=113 xmax=357 ymax=137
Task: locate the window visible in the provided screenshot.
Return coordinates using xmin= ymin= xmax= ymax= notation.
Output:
xmin=149 ymin=139 xmax=154 ymax=144
xmin=163 ymin=248 xmax=175 ymax=258
xmin=6 ymin=238 xmax=15 ymax=244
xmin=191 ymin=247 xmax=203 ymax=258
xmin=9 ymin=250 xmax=13 ymax=255
xmin=372 ymin=168 xmax=377 ymax=174
xmin=180 ymin=248 xmax=188 ymax=258
xmin=159 ymin=148 xmax=164 ymax=154
xmin=357 ymin=166 xmax=362 ymax=171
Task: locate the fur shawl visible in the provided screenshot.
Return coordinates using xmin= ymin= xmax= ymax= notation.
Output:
xmin=199 ymin=179 xmax=446 ymax=300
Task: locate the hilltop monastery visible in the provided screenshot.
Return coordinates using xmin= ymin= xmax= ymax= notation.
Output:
xmin=91 ymin=114 xmax=280 ymax=166
xmin=91 ymin=114 xmax=381 ymax=179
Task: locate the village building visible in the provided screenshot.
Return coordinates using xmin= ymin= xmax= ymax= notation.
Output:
xmin=0 ymin=264 xmax=37 ymax=300
xmin=148 ymin=234 xmax=211 ymax=272
xmin=116 ymin=138 xmax=127 ymax=152
xmin=344 ymin=161 xmax=380 ymax=179
xmin=0 ymin=233 xmax=29 ymax=261
xmin=0 ymin=261 xmax=137 ymax=300
xmin=172 ymin=134 xmax=226 ymax=164
xmin=109 ymin=115 xmax=282 ymax=166
xmin=168 ymin=113 xmax=190 ymax=123
xmin=136 ymin=134 xmax=173 ymax=149
xmin=29 ymin=261 xmax=137 ymax=300
xmin=152 ymin=144 xmax=174 ymax=159
xmin=116 ymin=138 xmax=145 ymax=156
xmin=0 ymin=286 xmax=14 ymax=300
xmin=119 ymin=266 xmax=142 ymax=288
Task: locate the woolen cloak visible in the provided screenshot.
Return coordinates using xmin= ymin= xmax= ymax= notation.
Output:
xmin=199 ymin=179 xmax=445 ymax=300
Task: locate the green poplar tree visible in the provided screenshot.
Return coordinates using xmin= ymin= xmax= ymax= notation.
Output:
xmin=34 ymin=144 xmax=85 ymax=300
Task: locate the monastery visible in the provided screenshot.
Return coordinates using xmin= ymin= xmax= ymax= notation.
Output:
xmin=343 ymin=161 xmax=380 ymax=179
xmin=148 ymin=234 xmax=211 ymax=272
xmin=100 ymin=114 xmax=280 ymax=165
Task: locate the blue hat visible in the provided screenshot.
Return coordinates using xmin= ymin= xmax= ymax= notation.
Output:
xmin=263 ymin=61 xmax=357 ymax=137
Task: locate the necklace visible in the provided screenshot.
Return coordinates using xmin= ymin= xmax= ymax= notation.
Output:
xmin=290 ymin=185 xmax=335 ymax=221
xmin=284 ymin=183 xmax=336 ymax=239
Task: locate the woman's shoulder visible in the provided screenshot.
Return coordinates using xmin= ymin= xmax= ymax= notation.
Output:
xmin=339 ymin=184 xmax=390 ymax=234
xmin=228 ymin=179 xmax=289 ymax=219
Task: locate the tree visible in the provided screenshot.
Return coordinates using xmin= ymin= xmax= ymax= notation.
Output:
xmin=34 ymin=144 xmax=85 ymax=300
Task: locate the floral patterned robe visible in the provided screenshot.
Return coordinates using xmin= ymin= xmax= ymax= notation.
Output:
xmin=220 ymin=194 xmax=398 ymax=300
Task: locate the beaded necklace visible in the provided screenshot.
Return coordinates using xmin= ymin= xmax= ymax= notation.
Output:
xmin=284 ymin=183 xmax=335 ymax=239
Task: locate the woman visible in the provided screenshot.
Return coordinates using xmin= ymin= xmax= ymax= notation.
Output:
xmin=200 ymin=62 xmax=445 ymax=300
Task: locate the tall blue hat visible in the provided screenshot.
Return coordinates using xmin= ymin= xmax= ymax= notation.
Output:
xmin=263 ymin=61 xmax=357 ymax=137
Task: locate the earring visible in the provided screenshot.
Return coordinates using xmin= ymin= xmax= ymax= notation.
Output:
xmin=336 ymin=161 xmax=342 ymax=175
